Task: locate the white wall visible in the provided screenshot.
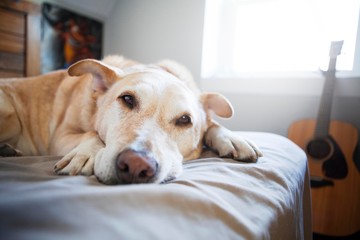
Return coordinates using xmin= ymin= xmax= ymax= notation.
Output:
xmin=212 ymin=92 xmax=360 ymax=136
xmin=104 ymin=0 xmax=205 ymax=80
xmin=102 ymin=0 xmax=360 ymax=136
xmin=202 ymin=74 xmax=360 ymax=135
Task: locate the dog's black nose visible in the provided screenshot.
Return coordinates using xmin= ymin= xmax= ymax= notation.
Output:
xmin=116 ymin=150 xmax=158 ymax=184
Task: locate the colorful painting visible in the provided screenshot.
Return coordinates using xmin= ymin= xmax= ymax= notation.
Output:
xmin=41 ymin=2 xmax=103 ymax=73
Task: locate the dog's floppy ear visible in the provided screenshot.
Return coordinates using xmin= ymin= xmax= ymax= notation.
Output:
xmin=201 ymin=92 xmax=234 ymax=118
xmin=68 ymin=59 xmax=123 ymax=93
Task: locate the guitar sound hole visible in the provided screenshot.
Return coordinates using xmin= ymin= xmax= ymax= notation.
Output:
xmin=306 ymin=138 xmax=331 ymax=160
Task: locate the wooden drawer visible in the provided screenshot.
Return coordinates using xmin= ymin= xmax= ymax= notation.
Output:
xmin=0 ymin=8 xmax=25 ymax=36
xmin=0 ymin=52 xmax=24 ymax=71
xmin=0 ymin=70 xmax=23 ymax=78
xmin=0 ymin=0 xmax=40 ymax=77
xmin=0 ymin=31 xmax=25 ymax=53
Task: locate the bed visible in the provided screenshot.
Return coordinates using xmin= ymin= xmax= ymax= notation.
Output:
xmin=0 ymin=132 xmax=312 ymax=239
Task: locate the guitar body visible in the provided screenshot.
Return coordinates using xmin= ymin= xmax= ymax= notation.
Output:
xmin=288 ymin=119 xmax=360 ymax=236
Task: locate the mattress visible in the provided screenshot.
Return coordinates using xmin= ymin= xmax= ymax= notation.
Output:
xmin=0 ymin=132 xmax=312 ymax=240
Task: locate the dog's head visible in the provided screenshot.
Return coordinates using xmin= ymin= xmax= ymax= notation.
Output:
xmin=68 ymin=58 xmax=233 ymax=184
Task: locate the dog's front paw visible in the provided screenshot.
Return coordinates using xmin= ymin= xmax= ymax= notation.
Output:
xmin=0 ymin=143 xmax=22 ymax=157
xmin=205 ymin=126 xmax=263 ymax=162
xmin=54 ymin=151 xmax=95 ymax=176
xmin=54 ymin=137 xmax=104 ymax=176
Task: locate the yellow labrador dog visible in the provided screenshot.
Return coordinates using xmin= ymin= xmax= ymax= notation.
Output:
xmin=0 ymin=55 xmax=262 ymax=184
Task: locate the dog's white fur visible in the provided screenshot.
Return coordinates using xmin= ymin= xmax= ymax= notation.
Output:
xmin=0 ymin=55 xmax=262 ymax=184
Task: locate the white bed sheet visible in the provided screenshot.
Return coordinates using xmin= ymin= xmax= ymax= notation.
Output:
xmin=0 ymin=132 xmax=312 ymax=240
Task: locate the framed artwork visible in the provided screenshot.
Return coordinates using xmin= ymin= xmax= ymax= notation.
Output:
xmin=41 ymin=2 xmax=103 ymax=73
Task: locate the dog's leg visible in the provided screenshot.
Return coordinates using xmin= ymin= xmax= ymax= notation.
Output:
xmin=0 ymin=143 xmax=22 ymax=157
xmin=0 ymin=89 xmax=22 ymax=154
xmin=54 ymin=132 xmax=105 ymax=176
xmin=204 ymin=121 xmax=263 ymax=162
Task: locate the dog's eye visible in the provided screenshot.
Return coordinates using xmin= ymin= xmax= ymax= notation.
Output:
xmin=119 ymin=94 xmax=136 ymax=109
xmin=175 ymin=115 xmax=192 ymax=127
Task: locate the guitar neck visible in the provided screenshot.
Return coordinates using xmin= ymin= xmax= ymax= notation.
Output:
xmin=314 ymin=41 xmax=343 ymax=139
xmin=314 ymin=58 xmax=337 ymax=138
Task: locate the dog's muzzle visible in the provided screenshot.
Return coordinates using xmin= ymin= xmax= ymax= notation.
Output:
xmin=116 ymin=149 xmax=158 ymax=184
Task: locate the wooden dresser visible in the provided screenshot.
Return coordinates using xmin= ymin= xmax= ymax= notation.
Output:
xmin=0 ymin=0 xmax=40 ymax=78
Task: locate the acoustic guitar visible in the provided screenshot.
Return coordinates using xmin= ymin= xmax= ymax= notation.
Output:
xmin=288 ymin=41 xmax=360 ymax=237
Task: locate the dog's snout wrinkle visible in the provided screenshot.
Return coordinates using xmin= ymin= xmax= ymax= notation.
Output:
xmin=116 ymin=150 xmax=158 ymax=184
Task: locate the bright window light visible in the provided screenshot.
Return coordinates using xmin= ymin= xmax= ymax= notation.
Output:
xmin=201 ymin=0 xmax=360 ymax=78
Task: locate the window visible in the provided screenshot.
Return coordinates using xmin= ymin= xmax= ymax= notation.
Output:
xmin=201 ymin=0 xmax=360 ymax=78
